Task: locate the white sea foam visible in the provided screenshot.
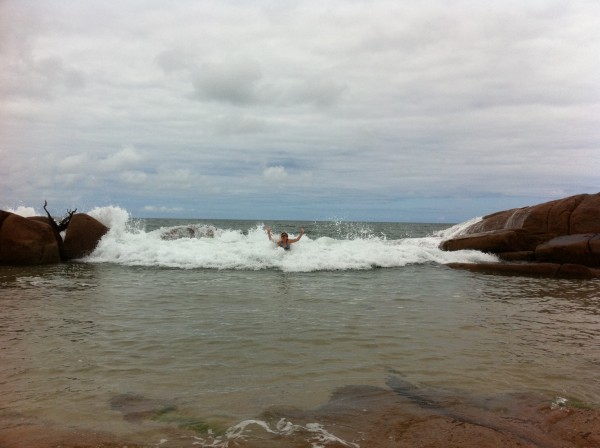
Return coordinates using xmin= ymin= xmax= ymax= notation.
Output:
xmin=433 ymin=216 xmax=483 ymax=239
xmin=88 ymin=205 xmax=133 ymax=230
xmin=81 ymin=207 xmax=497 ymax=272
xmin=191 ymin=418 xmax=360 ymax=448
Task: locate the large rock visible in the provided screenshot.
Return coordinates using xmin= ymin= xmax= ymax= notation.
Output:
xmin=0 ymin=209 xmax=110 ymax=265
xmin=535 ymin=234 xmax=600 ymax=267
xmin=63 ymin=213 xmax=108 ymax=260
xmin=441 ymin=192 xmax=600 ymax=269
xmin=28 ymin=216 xmax=66 ymax=259
xmin=570 ymin=194 xmax=600 ymax=233
xmin=440 ymin=229 xmax=549 ymax=253
xmin=0 ymin=212 xmax=61 ymax=265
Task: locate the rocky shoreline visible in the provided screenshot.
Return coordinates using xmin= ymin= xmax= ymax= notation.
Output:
xmin=441 ymin=192 xmax=600 ymax=278
xmin=2 ymin=193 xmax=600 ymax=278
xmin=1 ymin=383 xmax=598 ymax=448
xmin=0 ymin=209 xmax=107 ymax=265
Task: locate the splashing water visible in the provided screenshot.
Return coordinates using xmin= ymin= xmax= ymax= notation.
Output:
xmin=80 ymin=207 xmax=495 ymax=272
xmin=191 ymin=418 xmax=360 ymax=448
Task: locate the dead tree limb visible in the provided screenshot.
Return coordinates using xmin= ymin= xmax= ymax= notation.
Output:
xmin=57 ymin=208 xmax=77 ymax=232
xmin=43 ymin=200 xmax=59 ymax=234
xmin=43 ymin=200 xmax=77 ymax=232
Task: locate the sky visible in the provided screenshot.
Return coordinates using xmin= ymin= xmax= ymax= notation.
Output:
xmin=1 ymin=0 xmax=599 ymax=223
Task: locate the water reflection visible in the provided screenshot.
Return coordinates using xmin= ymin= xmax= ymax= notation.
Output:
xmin=0 ymin=263 xmax=101 ymax=292
xmin=472 ymin=275 xmax=600 ymax=313
xmin=2 ymin=262 xmax=600 ymax=443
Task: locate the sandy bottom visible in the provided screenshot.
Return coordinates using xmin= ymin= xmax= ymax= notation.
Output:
xmin=1 ymin=382 xmax=599 ymax=448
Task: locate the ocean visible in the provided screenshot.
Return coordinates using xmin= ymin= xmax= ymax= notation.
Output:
xmin=1 ymin=207 xmax=599 ymax=447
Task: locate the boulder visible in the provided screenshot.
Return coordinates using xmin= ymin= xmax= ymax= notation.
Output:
xmin=496 ymin=251 xmax=535 ymax=262
xmin=465 ymin=209 xmax=521 ymax=234
xmin=441 ymin=192 xmax=600 ymax=270
xmin=0 ymin=213 xmax=61 ymax=265
xmin=449 ymin=193 xmax=598 ymax=239
xmin=570 ymin=194 xmax=600 ymax=234
xmin=63 ymin=213 xmax=109 ymax=260
xmin=535 ymin=234 xmax=600 ymax=267
xmin=0 ymin=210 xmax=12 ymax=228
xmin=518 ymin=194 xmax=586 ymax=235
xmin=28 ymin=216 xmax=65 ymax=259
xmin=545 ymin=194 xmax=587 ymax=234
xmin=440 ymin=229 xmax=548 ymax=253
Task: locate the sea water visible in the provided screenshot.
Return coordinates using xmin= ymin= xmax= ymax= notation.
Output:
xmin=1 ymin=206 xmax=599 ymax=447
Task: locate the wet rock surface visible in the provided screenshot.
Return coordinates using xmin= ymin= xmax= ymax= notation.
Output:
xmin=1 ymin=379 xmax=598 ymax=448
xmin=0 ymin=210 xmax=107 ymax=265
xmin=441 ymin=193 xmax=600 ymax=277
xmin=0 ymin=213 xmax=61 ymax=265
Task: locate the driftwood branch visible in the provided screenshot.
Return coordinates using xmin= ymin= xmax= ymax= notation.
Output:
xmin=43 ymin=200 xmax=77 ymax=232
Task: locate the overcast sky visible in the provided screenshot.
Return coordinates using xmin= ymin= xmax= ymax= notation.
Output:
xmin=1 ymin=0 xmax=599 ymax=222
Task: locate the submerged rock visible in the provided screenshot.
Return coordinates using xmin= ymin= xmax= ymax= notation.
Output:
xmin=2 ymin=378 xmax=600 ymax=448
xmin=109 ymin=392 xmax=215 ymax=433
xmin=160 ymin=224 xmax=216 ymax=240
xmin=109 ymin=393 xmax=177 ymax=423
xmin=256 ymin=376 xmax=600 ymax=448
xmin=447 ymin=262 xmax=600 ymax=279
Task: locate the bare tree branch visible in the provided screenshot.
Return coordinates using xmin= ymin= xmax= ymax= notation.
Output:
xmin=57 ymin=208 xmax=77 ymax=232
xmin=42 ymin=201 xmax=77 ymax=232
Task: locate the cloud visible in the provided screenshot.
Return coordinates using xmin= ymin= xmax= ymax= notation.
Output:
xmin=263 ymin=166 xmax=288 ymax=181
xmin=287 ymin=78 xmax=347 ymax=108
xmin=143 ymin=205 xmax=184 ymax=213
xmin=211 ymin=114 xmax=268 ymax=135
xmin=57 ymin=153 xmax=91 ymax=173
xmin=191 ymin=59 xmax=263 ymax=105
xmin=120 ymin=171 xmax=148 ymax=184
xmin=0 ymin=54 xmax=86 ymax=101
xmin=155 ymin=48 xmax=192 ymax=74
xmin=99 ymin=147 xmax=145 ymax=172
xmin=6 ymin=206 xmax=38 ymax=217
xmin=1 ymin=0 xmax=600 ymax=221
xmin=156 ymin=168 xmax=193 ymax=188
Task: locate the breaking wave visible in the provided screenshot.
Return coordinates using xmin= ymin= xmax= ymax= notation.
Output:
xmin=78 ymin=207 xmax=495 ymax=272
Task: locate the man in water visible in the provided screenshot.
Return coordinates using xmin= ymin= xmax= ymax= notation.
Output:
xmin=267 ymin=227 xmax=304 ymax=250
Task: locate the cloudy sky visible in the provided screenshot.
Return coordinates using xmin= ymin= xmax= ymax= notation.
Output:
xmin=1 ymin=0 xmax=599 ymax=222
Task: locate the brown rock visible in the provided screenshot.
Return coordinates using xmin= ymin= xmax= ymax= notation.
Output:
xmin=63 ymin=213 xmax=108 ymax=260
xmin=547 ymin=194 xmax=587 ymax=234
xmin=590 ymin=235 xmax=600 ymax=260
xmin=28 ymin=216 xmax=65 ymax=259
xmin=556 ymin=263 xmax=600 ymax=279
xmin=461 ymin=194 xmax=589 ymax=237
xmin=440 ymin=229 xmax=544 ymax=253
xmin=535 ymin=234 xmax=600 ymax=267
xmin=27 ymin=216 xmax=53 ymax=226
xmin=497 ymin=251 xmax=535 ymax=262
xmin=2 ymin=379 xmax=600 ymax=448
xmin=441 ymin=193 xmax=600 ymax=274
xmin=570 ymin=192 xmax=600 ymax=234
xmin=467 ymin=209 xmax=520 ymax=233
xmin=0 ymin=213 xmax=61 ymax=265
xmin=518 ymin=195 xmax=584 ymax=235
xmin=0 ymin=210 xmax=11 ymax=228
